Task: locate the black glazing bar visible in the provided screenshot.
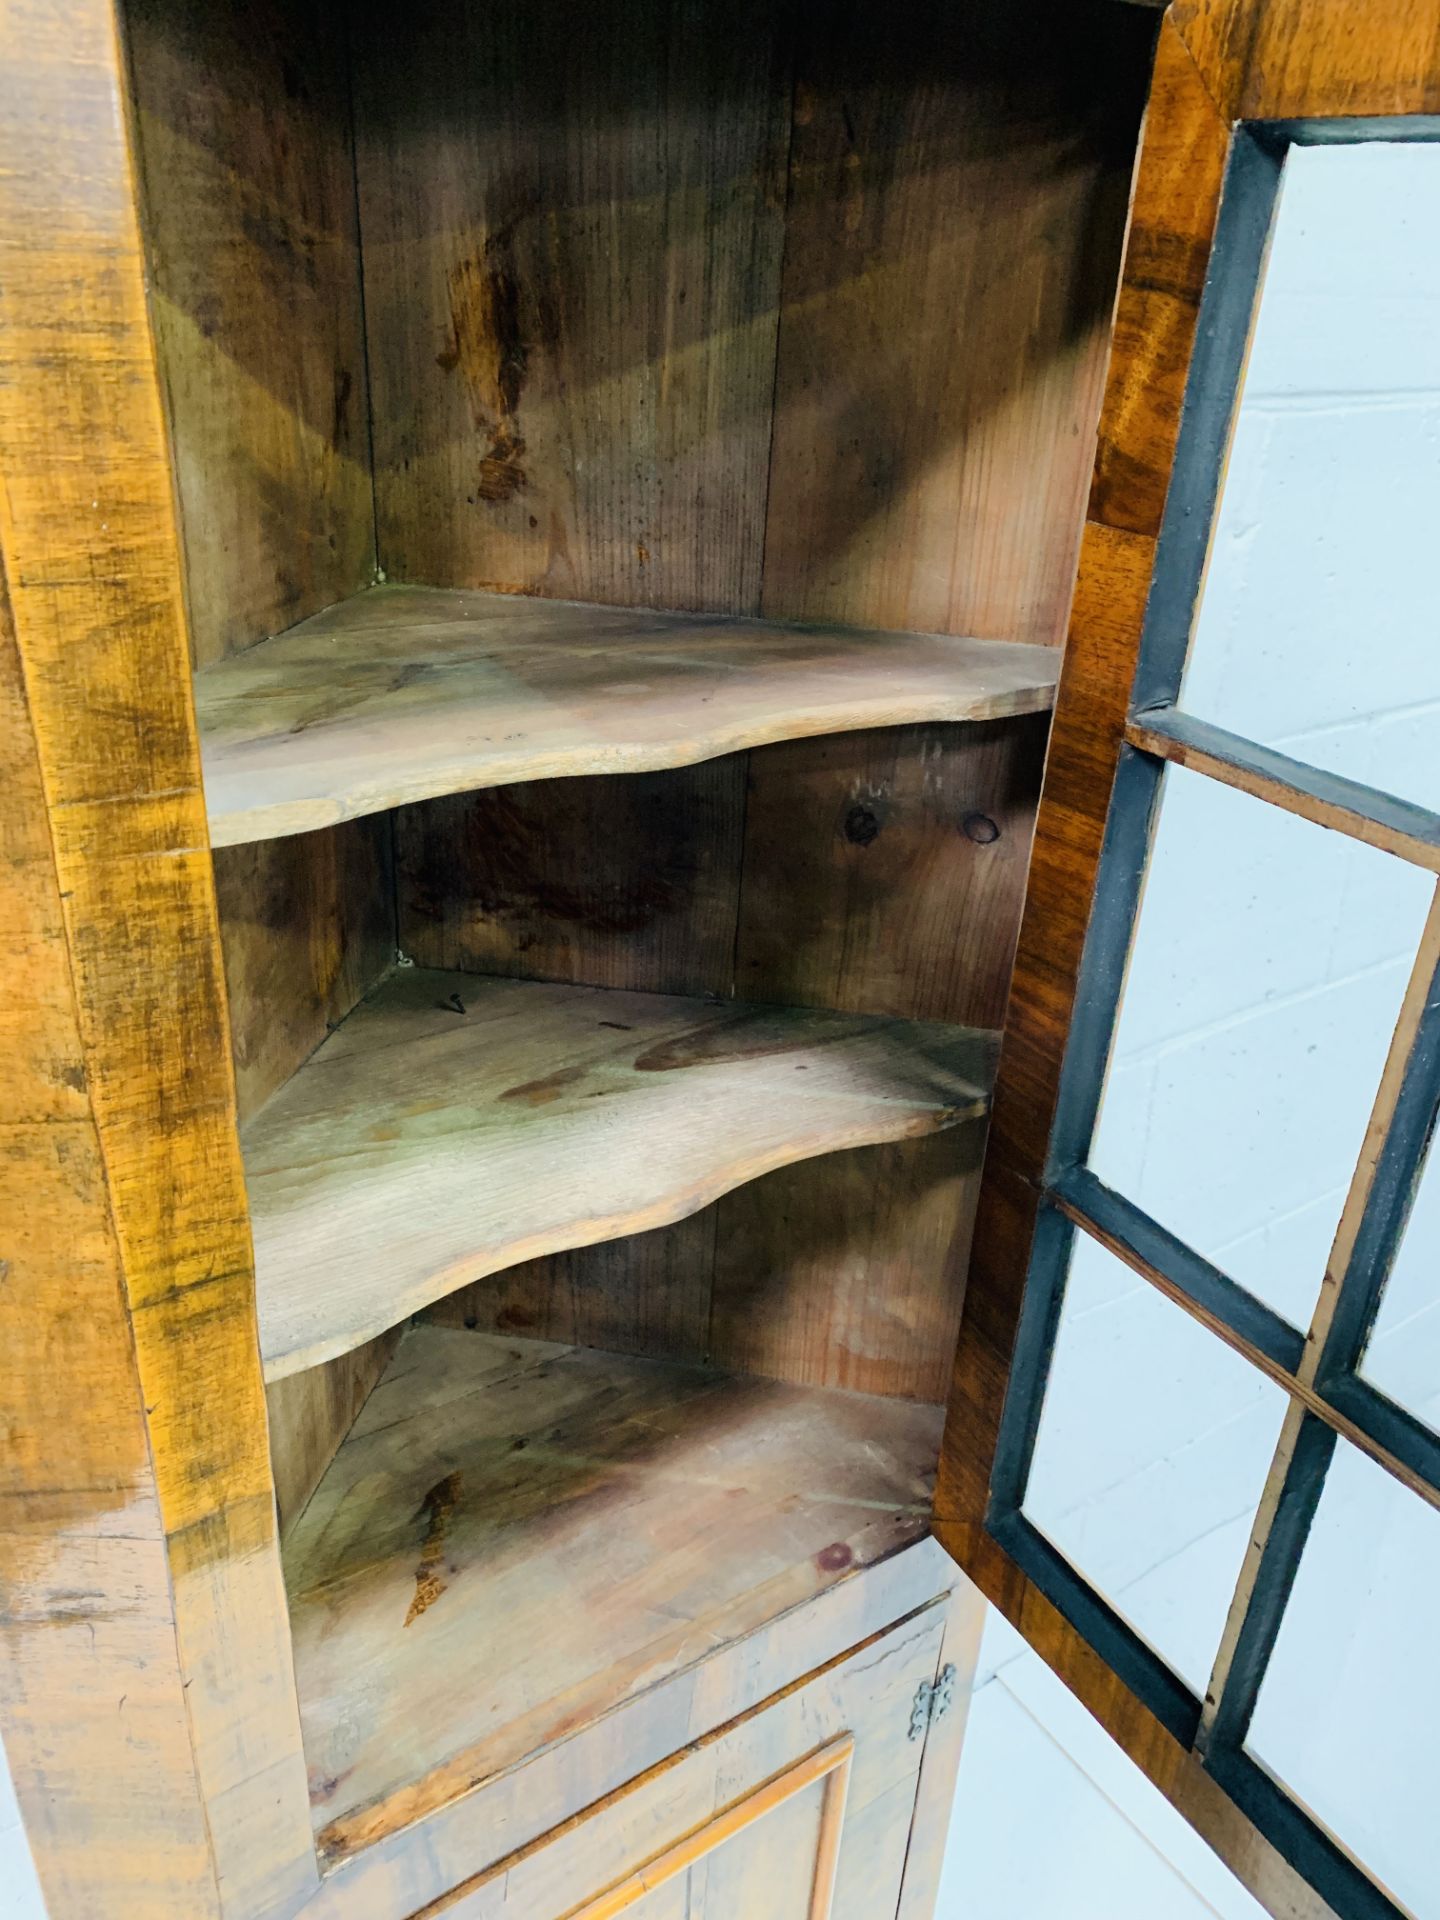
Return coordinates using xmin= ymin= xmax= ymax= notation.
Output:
xmin=1322 ymin=1373 xmax=1440 ymax=1505
xmin=1131 ymin=127 xmax=1284 ymax=713
xmin=1259 ymin=113 xmax=1440 ymax=148
xmin=1044 ymin=744 xmax=1165 ymax=1184
xmin=1205 ymin=1747 xmax=1410 ymax=1920
xmin=1203 ymin=1412 xmax=1336 ymax=1758
xmin=1318 ymin=943 xmax=1440 ymax=1386
xmin=986 ymin=1203 xmax=1077 ymax=1519
xmin=1128 ymin=708 xmax=1440 ymax=872
xmin=1052 ymin=1168 xmax=1306 ymax=1376
xmin=988 ymin=1507 xmax=1201 ymax=1750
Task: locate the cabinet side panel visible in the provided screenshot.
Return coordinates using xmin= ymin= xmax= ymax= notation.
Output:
xmin=124 ymin=0 xmax=376 ymax=665
xmin=708 ymin=1127 xmax=986 ymax=1403
xmin=266 ymin=1329 xmax=404 ymax=1537
xmin=216 ymin=818 xmax=395 ymax=1126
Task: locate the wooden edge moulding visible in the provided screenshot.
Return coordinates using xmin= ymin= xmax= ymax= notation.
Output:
xmin=563 ymin=1735 xmax=855 ymax=1920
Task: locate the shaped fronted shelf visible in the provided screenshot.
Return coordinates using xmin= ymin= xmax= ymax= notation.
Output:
xmin=245 ymin=969 xmax=997 ymax=1381
xmin=284 ymin=1324 xmax=946 ymax=1854
xmin=196 ymin=584 xmax=1060 ymax=846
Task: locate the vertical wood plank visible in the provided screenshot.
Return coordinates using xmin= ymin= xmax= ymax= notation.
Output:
xmin=731 ymin=0 xmax=1150 ymax=1409
xmin=734 ymin=720 xmax=1049 ymax=1028
xmin=394 ymin=761 xmax=745 ymax=997
xmin=709 ymin=1127 xmax=986 ymax=1402
xmin=215 ymin=818 xmax=394 ymax=1125
xmin=424 ymin=1215 xmax=715 ymax=1367
xmin=125 ymin=0 xmax=375 ymax=665
xmin=719 ymin=716 xmax=1045 ymax=1402
xmin=761 ymin=0 xmax=1152 ymax=642
xmin=1087 ymin=16 xmax=1233 ymax=536
xmin=265 ymin=1329 xmax=404 ymax=1536
xmin=354 ymin=0 xmax=792 ymax=611
xmin=894 ymin=1581 xmax=986 ymax=1920
xmin=0 ymin=3 xmax=317 ymax=1912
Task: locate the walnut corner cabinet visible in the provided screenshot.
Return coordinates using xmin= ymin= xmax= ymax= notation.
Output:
xmin=9 ymin=2 xmax=1426 ymax=1918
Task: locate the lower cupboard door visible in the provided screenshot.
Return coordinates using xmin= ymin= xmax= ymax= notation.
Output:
xmin=428 ymin=1593 xmax=970 ymax=1920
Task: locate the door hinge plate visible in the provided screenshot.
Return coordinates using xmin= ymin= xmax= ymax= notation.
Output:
xmin=908 ymin=1663 xmax=957 ymax=1740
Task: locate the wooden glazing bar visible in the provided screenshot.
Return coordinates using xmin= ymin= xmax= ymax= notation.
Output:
xmin=1049 ymin=1187 xmax=1440 ymax=1515
xmin=1051 ymin=1169 xmax=1305 ymax=1371
xmin=1127 ymin=708 xmax=1440 ymax=872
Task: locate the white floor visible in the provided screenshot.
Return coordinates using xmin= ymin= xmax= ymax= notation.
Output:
xmin=936 ymin=1608 xmax=1269 ymax=1920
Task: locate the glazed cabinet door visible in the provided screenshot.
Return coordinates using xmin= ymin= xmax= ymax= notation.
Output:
xmin=420 ymin=1594 xmax=974 ymax=1920
xmin=933 ymin=7 xmax=1440 ymax=1920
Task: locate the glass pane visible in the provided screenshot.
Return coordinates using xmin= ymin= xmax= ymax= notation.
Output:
xmin=1179 ymin=141 xmax=1440 ymax=813
xmin=1248 ymin=1439 xmax=1440 ymax=1919
xmin=1023 ymin=1229 xmax=1288 ymax=1693
xmin=1089 ymin=766 xmax=1430 ymax=1325
xmin=1361 ymin=1126 xmax=1440 ymax=1434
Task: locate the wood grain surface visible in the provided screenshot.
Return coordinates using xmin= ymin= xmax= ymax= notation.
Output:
xmin=352 ymin=0 xmax=791 ymax=610
xmin=124 ymin=0 xmax=374 ymax=666
xmin=761 ymin=0 xmax=1151 ymax=646
xmin=403 ymin=718 xmax=1045 ymax=1399
xmin=246 ymin=967 xmax=996 ymax=1380
xmin=196 ymin=584 xmax=1059 ymax=845
xmin=284 ymin=1324 xmax=946 ymax=1855
xmin=264 ymin=1328 xmax=404 ymax=1536
xmin=214 ymin=816 xmax=395 ymax=1123
xmin=0 ymin=1 xmax=316 ymax=1912
xmin=367 ymin=0 xmax=1149 ymax=1420
xmin=395 ymin=757 xmax=747 ymax=998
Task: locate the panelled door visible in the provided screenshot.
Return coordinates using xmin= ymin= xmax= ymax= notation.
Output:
xmin=932 ymin=5 xmax=1440 ymax=1919
xmin=411 ymin=1593 xmax=977 ymax=1920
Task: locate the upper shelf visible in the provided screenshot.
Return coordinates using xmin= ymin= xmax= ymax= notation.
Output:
xmin=245 ymin=968 xmax=997 ymax=1381
xmin=195 ymin=584 xmax=1060 ymax=847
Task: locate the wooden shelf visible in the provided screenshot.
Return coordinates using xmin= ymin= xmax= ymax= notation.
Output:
xmin=246 ymin=968 xmax=996 ymax=1382
xmin=283 ymin=1323 xmax=944 ymax=1854
xmin=196 ymin=584 xmax=1059 ymax=847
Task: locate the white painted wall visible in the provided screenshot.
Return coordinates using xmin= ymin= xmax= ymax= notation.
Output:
xmin=1 ymin=1735 xmax=47 ymax=1919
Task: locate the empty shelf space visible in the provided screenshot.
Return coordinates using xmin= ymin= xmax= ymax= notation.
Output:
xmin=246 ymin=968 xmax=996 ymax=1381
xmin=196 ymin=583 xmax=1060 ymax=846
xmin=284 ymin=1323 xmax=945 ymax=1854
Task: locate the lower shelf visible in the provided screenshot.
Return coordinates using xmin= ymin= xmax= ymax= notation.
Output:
xmin=245 ymin=968 xmax=995 ymax=1380
xmin=283 ymin=1324 xmax=945 ymax=1856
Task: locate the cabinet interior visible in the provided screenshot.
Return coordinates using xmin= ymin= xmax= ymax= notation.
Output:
xmin=120 ymin=0 xmax=1150 ymax=1857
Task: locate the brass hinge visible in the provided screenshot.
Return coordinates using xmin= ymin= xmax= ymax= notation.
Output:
xmin=908 ymin=1663 xmax=957 ymax=1740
